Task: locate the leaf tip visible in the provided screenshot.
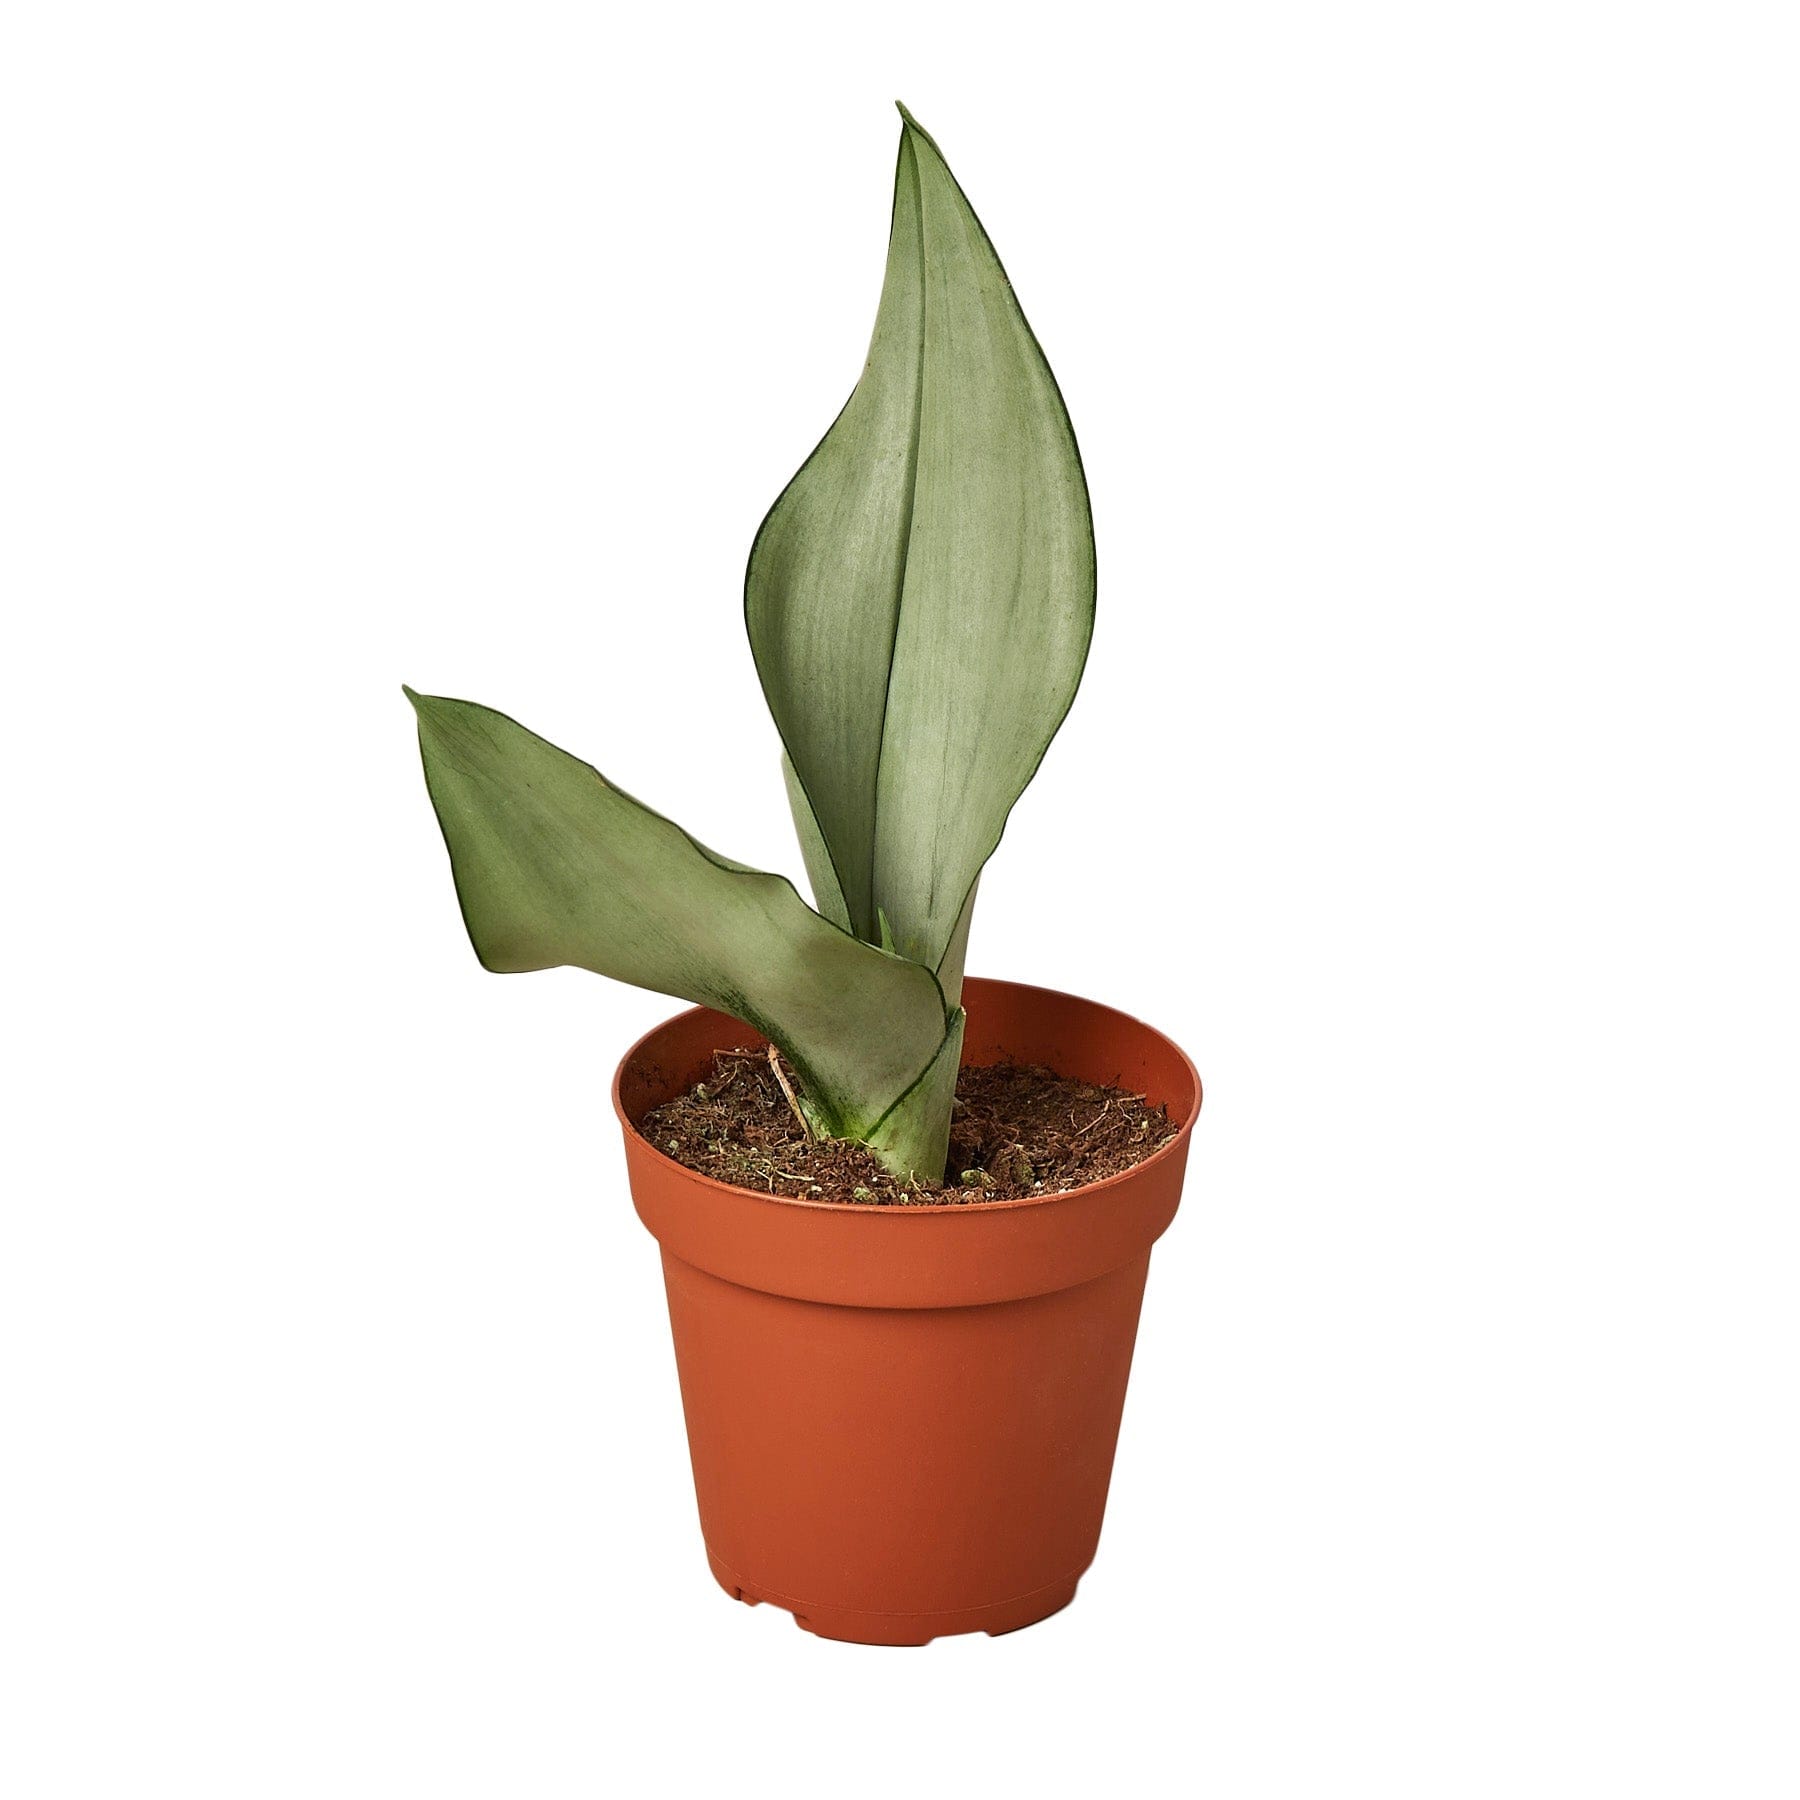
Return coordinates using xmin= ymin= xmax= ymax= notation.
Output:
xmin=893 ymin=102 xmax=945 ymax=167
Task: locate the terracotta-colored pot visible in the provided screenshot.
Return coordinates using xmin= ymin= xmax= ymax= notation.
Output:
xmin=613 ymin=976 xmax=1200 ymax=1646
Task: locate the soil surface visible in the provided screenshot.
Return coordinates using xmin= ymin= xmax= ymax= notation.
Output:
xmin=638 ymin=1048 xmax=1180 ymax=1205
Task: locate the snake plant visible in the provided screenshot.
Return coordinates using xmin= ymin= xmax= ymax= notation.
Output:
xmin=407 ymin=105 xmax=1094 ymax=1181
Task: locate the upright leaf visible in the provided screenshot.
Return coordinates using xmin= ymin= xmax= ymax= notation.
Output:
xmin=405 ymin=689 xmax=960 ymax=1173
xmin=933 ymin=879 xmax=978 ymax=1011
xmin=746 ymin=104 xmax=1094 ymax=974
xmin=781 ymin=750 xmax=852 ymax=932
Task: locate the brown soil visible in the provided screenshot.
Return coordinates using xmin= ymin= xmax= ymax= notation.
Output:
xmin=638 ymin=1047 xmax=1180 ymax=1206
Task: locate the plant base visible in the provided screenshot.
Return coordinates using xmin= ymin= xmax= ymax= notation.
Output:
xmin=616 ymin=977 xmax=1201 ymax=1649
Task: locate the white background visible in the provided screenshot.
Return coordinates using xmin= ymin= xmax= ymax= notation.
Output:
xmin=4 ymin=2 xmax=1796 ymax=1794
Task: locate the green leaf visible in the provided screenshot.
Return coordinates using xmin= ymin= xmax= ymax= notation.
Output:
xmin=745 ymin=103 xmax=1095 ymax=973
xmin=780 ymin=750 xmax=851 ymax=931
xmin=934 ymin=878 xmax=977 ymax=1010
xmin=865 ymin=1005 xmax=965 ymax=1184
xmin=405 ymin=688 xmax=957 ymax=1172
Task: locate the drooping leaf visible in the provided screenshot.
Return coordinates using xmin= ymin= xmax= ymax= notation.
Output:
xmin=405 ymin=688 xmax=959 ymax=1171
xmin=746 ymin=104 xmax=1095 ymax=973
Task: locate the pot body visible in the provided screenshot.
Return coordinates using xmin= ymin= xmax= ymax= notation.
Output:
xmin=614 ymin=976 xmax=1200 ymax=1645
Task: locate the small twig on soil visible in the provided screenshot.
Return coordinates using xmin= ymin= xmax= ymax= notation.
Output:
xmin=765 ymin=1165 xmax=820 ymax=1184
xmin=767 ymin=1043 xmax=813 ymax=1138
xmin=1074 ymin=1100 xmax=1112 ymax=1137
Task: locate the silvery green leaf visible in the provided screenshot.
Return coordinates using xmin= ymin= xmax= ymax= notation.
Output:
xmin=746 ymin=104 xmax=1094 ymax=976
xmin=406 ymin=688 xmax=957 ymax=1172
xmin=780 ymin=750 xmax=851 ymax=932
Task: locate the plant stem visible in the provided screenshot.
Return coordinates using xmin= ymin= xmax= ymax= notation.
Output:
xmin=865 ymin=1009 xmax=966 ymax=1183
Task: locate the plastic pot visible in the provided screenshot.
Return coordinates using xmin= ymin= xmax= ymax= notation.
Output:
xmin=613 ymin=975 xmax=1200 ymax=1646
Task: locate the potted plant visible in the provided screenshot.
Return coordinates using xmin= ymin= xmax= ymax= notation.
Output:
xmin=406 ymin=104 xmax=1201 ymax=1645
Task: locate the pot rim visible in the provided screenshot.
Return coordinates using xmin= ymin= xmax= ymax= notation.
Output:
xmin=610 ymin=974 xmax=1201 ymax=1219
